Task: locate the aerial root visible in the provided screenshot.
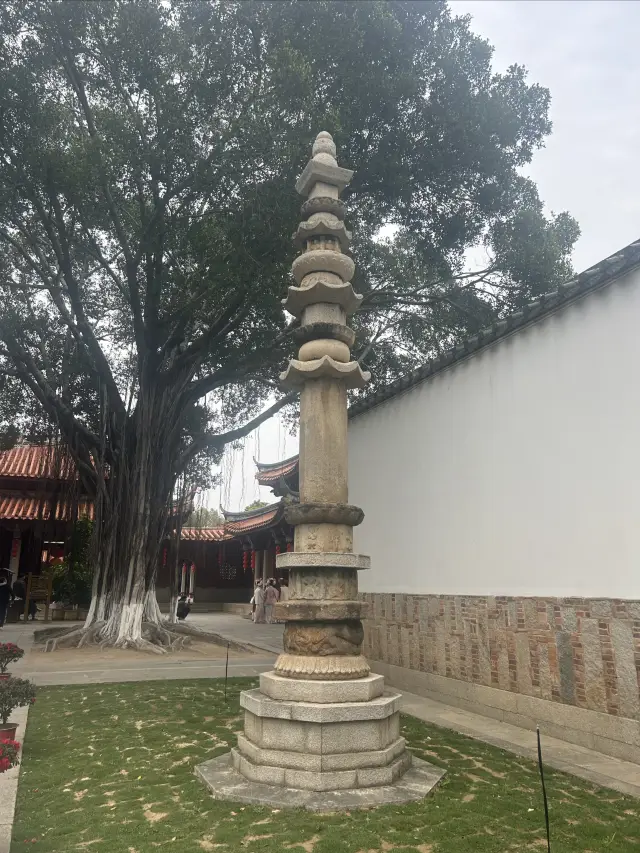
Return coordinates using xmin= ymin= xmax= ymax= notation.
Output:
xmin=42 ymin=619 xmax=192 ymax=653
xmin=43 ymin=621 xmax=106 ymax=653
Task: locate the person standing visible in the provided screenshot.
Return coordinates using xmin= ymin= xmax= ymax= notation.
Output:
xmin=176 ymin=594 xmax=191 ymax=620
xmin=253 ymin=580 xmax=266 ymax=623
xmin=279 ymin=578 xmax=289 ymax=602
xmin=10 ymin=575 xmax=36 ymax=621
xmin=0 ymin=570 xmax=14 ymax=629
xmin=250 ymin=580 xmax=261 ymax=619
xmin=264 ymin=578 xmax=279 ymax=624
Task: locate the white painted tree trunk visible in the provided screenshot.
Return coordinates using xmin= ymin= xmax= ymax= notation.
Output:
xmin=46 ymin=410 xmax=187 ymax=652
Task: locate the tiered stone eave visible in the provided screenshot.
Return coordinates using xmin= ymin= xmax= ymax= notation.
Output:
xmin=282 ymin=280 xmax=363 ymax=318
xmin=280 ymin=356 xmax=371 ymax=390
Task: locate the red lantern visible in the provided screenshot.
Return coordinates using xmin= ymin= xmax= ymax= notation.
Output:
xmin=251 ymin=550 xmax=256 ymax=571
xmin=243 ymin=551 xmax=249 ymax=571
xmin=275 ymin=544 xmax=281 ymax=555
xmin=286 ymin=542 xmax=293 ymax=552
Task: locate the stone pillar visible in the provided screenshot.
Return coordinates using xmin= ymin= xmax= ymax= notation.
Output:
xmin=197 ymin=133 xmax=444 ymax=809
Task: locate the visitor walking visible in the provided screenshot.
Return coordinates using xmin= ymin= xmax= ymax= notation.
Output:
xmin=0 ymin=570 xmax=14 ymax=629
xmin=250 ymin=581 xmax=258 ymax=619
xmin=253 ymin=580 xmax=266 ymax=623
xmin=264 ymin=578 xmax=279 ymax=624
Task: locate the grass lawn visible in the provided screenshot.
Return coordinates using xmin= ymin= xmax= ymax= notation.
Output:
xmin=11 ymin=679 xmax=639 ymax=853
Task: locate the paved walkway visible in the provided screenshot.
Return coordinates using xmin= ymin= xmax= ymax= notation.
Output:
xmin=0 ymin=705 xmax=28 ymax=853
xmin=189 ymin=612 xmax=284 ymax=655
xmin=2 ymin=617 xmax=276 ymax=686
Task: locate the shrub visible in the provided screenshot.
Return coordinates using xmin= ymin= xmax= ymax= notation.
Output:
xmin=0 ymin=642 xmax=24 ymax=674
xmin=0 ymin=738 xmax=20 ymax=772
xmin=0 ymin=677 xmax=36 ymax=724
xmin=52 ymin=518 xmax=94 ymax=608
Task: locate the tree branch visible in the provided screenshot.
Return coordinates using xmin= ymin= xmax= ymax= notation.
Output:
xmin=177 ymin=391 xmax=297 ymax=470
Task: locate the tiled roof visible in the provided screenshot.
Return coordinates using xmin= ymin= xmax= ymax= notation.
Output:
xmin=255 ymin=455 xmax=299 ymax=486
xmin=222 ymin=501 xmax=286 ymax=536
xmin=349 ymin=238 xmax=640 ymax=419
xmin=0 ymin=445 xmax=76 ymax=480
xmin=180 ymin=527 xmax=228 ymax=542
xmin=0 ymin=493 xmax=94 ymax=521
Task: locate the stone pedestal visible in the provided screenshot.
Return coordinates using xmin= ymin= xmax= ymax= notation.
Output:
xmin=197 ymin=677 xmax=444 ymax=810
xmin=197 ymin=131 xmax=444 ymax=810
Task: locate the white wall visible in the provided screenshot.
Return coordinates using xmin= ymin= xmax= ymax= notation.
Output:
xmin=349 ymin=270 xmax=640 ymax=599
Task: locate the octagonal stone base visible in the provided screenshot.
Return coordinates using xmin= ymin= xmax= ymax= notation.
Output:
xmin=196 ymin=677 xmax=445 ymax=809
xmin=196 ymin=752 xmax=445 ymax=812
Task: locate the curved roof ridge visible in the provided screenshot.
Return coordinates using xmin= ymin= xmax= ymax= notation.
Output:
xmin=254 ymin=454 xmax=300 ymax=472
xmin=221 ymin=499 xmax=284 ymax=521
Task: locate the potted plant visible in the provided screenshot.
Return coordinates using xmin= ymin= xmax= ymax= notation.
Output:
xmin=0 ymin=643 xmax=24 ymax=679
xmin=0 ymin=738 xmax=21 ymax=773
xmin=0 ymin=677 xmax=36 ymax=740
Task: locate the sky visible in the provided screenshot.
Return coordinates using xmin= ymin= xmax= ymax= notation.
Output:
xmin=214 ymin=0 xmax=640 ymax=512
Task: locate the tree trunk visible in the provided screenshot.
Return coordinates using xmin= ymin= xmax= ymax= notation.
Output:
xmin=45 ymin=391 xmax=189 ymax=653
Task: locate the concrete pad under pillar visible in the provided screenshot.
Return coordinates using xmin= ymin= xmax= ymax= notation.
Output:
xmin=196 ymin=751 xmax=445 ymax=812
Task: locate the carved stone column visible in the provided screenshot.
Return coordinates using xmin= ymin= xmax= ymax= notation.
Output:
xmin=274 ymin=130 xmax=371 ymax=681
xmin=197 ymin=133 xmax=444 ymax=809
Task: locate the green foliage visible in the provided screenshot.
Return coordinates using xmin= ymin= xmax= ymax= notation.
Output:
xmin=0 ymin=676 xmax=36 ymax=725
xmin=185 ymin=506 xmax=224 ymax=528
xmin=244 ymin=500 xmax=268 ymax=512
xmin=0 ymin=1 xmax=579 ymax=583
xmin=0 ymin=1 xmax=578 ymax=453
xmin=12 ymin=679 xmax=638 ymax=852
xmin=51 ymin=518 xmax=94 ymax=608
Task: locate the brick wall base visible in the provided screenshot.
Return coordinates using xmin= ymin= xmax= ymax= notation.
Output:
xmin=361 ymin=593 xmax=640 ymax=760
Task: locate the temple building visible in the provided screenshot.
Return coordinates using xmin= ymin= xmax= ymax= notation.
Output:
xmin=0 ymin=445 xmax=93 ymax=580
xmin=155 ymin=456 xmax=299 ymax=604
xmin=0 ymin=442 xmax=297 ymax=606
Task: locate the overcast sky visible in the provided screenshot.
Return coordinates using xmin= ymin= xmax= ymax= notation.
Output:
xmin=215 ymin=0 xmax=640 ymax=512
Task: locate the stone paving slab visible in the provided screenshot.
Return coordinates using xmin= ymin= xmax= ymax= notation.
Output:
xmin=399 ymin=691 xmax=640 ymax=799
xmin=0 ymin=704 xmax=29 ymax=853
xmin=19 ymin=658 xmax=276 ymax=686
xmin=188 ymin=613 xmax=284 ymax=655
